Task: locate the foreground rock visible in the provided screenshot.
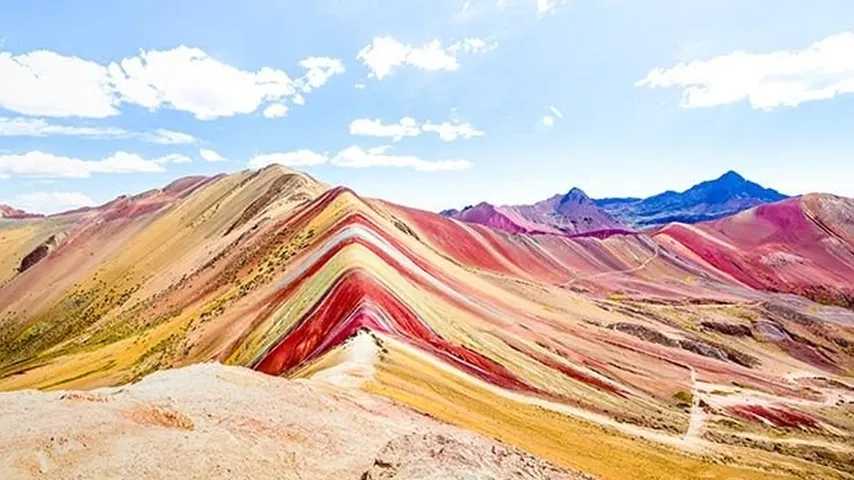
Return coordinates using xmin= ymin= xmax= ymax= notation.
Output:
xmin=0 ymin=363 xmax=586 ymax=480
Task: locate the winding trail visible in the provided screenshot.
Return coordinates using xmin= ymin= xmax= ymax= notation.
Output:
xmin=560 ymin=239 xmax=661 ymax=288
xmin=682 ymin=366 xmax=706 ymax=448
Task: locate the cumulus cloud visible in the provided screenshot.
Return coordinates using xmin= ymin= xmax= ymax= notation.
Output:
xmin=349 ymin=117 xmax=421 ymax=141
xmin=248 ymin=146 xmax=471 ymax=172
xmin=0 ymin=46 xmax=345 ymax=119
xmin=199 ymin=148 xmax=226 ymax=162
xmin=248 ymin=150 xmax=328 ymax=169
xmin=89 ymin=151 xmax=171 ymax=173
xmin=0 ymin=50 xmax=117 ymax=118
xmin=0 ymin=150 xmax=181 ymax=178
xmin=108 ymin=46 xmax=297 ymax=120
xmin=357 ymin=36 xmax=496 ymax=79
xmin=262 ymin=103 xmax=289 ymax=119
xmin=297 ymin=57 xmax=346 ymax=92
xmin=0 ymin=117 xmax=197 ymax=144
xmin=449 ymin=37 xmax=498 ymax=55
xmin=349 ymin=117 xmax=484 ymax=142
xmin=421 ymin=121 xmax=484 ymax=141
xmin=331 ymin=145 xmax=471 ymax=171
xmin=637 ymin=31 xmax=854 ymax=110
xmin=6 ymin=191 xmax=97 ymax=214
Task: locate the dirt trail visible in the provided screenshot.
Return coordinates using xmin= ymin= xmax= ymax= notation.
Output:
xmin=561 ymin=240 xmax=660 ymax=288
xmin=682 ymin=366 xmax=706 ymax=449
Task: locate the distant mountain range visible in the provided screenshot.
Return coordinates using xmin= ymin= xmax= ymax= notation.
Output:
xmin=442 ymin=170 xmax=787 ymax=234
xmin=596 ymin=170 xmax=787 ymax=227
xmin=441 ymin=187 xmax=625 ymax=236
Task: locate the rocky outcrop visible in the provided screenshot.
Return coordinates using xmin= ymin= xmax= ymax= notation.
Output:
xmin=18 ymin=234 xmax=64 ymax=273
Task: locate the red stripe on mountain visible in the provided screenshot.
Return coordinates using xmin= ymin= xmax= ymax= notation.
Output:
xmin=254 ymin=270 xmax=535 ymax=393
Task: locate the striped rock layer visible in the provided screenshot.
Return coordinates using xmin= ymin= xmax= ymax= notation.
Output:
xmin=1 ymin=165 xmax=853 ymax=480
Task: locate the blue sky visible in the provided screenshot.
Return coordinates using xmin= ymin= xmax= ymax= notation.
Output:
xmin=1 ymin=1 xmax=853 ymax=213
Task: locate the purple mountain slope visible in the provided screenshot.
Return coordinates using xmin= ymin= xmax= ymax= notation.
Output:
xmin=442 ymin=171 xmax=786 ymax=234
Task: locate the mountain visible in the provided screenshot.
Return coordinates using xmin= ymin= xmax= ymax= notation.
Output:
xmin=654 ymin=193 xmax=854 ymax=308
xmin=1 ymin=166 xmax=853 ymax=479
xmin=0 ymin=204 xmax=41 ymax=219
xmin=597 ymin=170 xmax=788 ymax=227
xmin=443 ymin=171 xmax=787 ymax=234
xmin=444 ymin=187 xmax=628 ymax=236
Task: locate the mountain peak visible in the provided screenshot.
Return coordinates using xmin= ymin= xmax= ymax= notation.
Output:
xmin=717 ymin=170 xmax=746 ymax=183
xmin=559 ymin=187 xmax=590 ymax=205
xmin=597 ymin=170 xmax=786 ymax=227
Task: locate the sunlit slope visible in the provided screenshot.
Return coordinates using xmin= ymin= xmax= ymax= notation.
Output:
xmin=0 ymin=168 xmax=852 ymax=479
xmin=0 ymin=166 xmax=326 ymax=386
xmin=656 ymin=194 xmax=854 ymax=307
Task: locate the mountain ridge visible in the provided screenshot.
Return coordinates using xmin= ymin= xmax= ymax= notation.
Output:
xmin=597 ymin=170 xmax=788 ymax=227
xmin=442 ymin=170 xmax=789 ymax=233
xmin=0 ymin=167 xmax=852 ymax=480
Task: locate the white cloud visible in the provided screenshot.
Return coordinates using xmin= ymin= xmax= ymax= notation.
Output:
xmin=449 ymin=37 xmax=498 ymax=55
xmin=0 ymin=150 xmax=170 ymax=178
xmin=548 ymin=105 xmax=563 ymax=118
xmin=297 ymin=57 xmax=345 ymax=92
xmin=154 ymin=153 xmax=192 ymax=164
xmin=349 ymin=117 xmax=484 ymax=142
xmin=6 ymin=191 xmax=96 ymax=214
xmin=146 ymin=129 xmax=197 ymax=145
xmin=542 ymin=115 xmax=555 ymax=127
xmin=357 ymin=37 xmax=415 ymax=80
xmin=0 ymin=117 xmax=197 ymax=144
xmin=262 ymin=103 xmax=289 ymax=119
xmin=536 ymin=0 xmax=569 ymax=15
xmin=248 ymin=150 xmax=328 ymax=169
xmin=495 ymin=0 xmax=569 ymax=15
xmin=199 ymin=148 xmax=226 ymax=162
xmin=108 ymin=46 xmax=297 ymax=120
xmin=90 ymin=151 xmax=169 ymax=173
xmin=637 ymin=31 xmax=854 ymax=110
xmin=422 ymin=121 xmax=484 ymax=141
xmin=248 ymin=146 xmax=471 ymax=172
xmin=330 ymin=145 xmax=471 ymax=171
xmin=0 ymin=46 xmax=344 ymax=119
xmin=354 ymin=83 xmax=367 ymax=90
xmin=349 ymin=117 xmax=421 ymax=141
xmin=0 ymin=117 xmax=124 ymax=138
xmin=0 ymin=50 xmax=117 ymax=118
xmin=357 ymin=36 xmax=495 ymax=79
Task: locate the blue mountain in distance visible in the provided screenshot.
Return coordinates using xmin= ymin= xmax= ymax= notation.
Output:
xmin=595 ymin=170 xmax=788 ymax=227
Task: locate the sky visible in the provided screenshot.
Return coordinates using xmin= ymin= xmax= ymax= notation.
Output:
xmin=1 ymin=1 xmax=853 ymax=214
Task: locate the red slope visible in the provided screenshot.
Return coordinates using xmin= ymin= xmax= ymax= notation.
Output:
xmin=655 ymin=195 xmax=854 ymax=307
xmin=255 ymin=270 xmax=535 ymax=392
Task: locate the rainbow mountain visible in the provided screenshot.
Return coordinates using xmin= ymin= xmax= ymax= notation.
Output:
xmin=1 ymin=165 xmax=853 ymax=479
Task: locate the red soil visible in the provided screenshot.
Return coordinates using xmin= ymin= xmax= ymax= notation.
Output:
xmin=255 ymin=270 xmax=535 ymax=393
xmin=728 ymin=405 xmax=819 ymax=429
